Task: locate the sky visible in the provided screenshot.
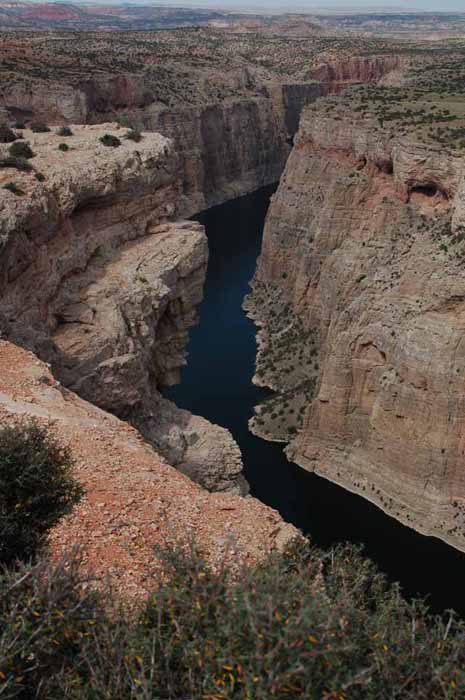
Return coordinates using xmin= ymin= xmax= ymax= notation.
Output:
xmin=148 ymin=0 xmax=465 ymax=12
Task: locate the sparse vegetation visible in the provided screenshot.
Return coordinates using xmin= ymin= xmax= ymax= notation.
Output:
xmin=31 ymin=122 xmax=50 ymax=133
xmin=100 ymin=133 xmax=121 ymax=148
xmin=57 ymin=126 xmax=73 ymax=137
xmin=246 ymin=281 xmax=318 ymax=441
xmin=0 ymin=155 xmax=32 ymax=172
xmin=0 ymin=124 xmax=17 ymax=143
xmin=2 ymin=182 xmax=24 ymax=196
xmin=58 ymin=142 xmax=69 ymax=152
xmin=8 ymin=141 xmax=34 ymax=159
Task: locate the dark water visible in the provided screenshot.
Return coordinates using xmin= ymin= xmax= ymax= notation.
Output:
xmin=164 ymin=184 xmax=465 ymax=616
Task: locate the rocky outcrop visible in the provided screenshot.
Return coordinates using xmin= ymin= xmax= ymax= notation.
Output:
xmin=281 ymin=55 xmax=407 ymax=141
xmin=0 ymin=124 xmax=246 ymax=493
xmin=304 ymin=55 xmax=406 ymax=90
xmin=51 ymin=219 xmax=246 ymax=493
xmin=248 ymin=100 xmax=465 ymax=552
xmin=0 ymin=341 xmax=297 ymax=599
xmin=85 ymin=57 xmax=406 ymax=215
xmin=2 ymin=81 xmax=88 ymax=122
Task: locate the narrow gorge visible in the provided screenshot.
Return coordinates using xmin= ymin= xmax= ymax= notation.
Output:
xmin=1 ymin=44 xmax=405 ymax=214
xmin=0 ymin=122 xmax=298 ymax=596
xmin=2 ymin=32 xmax=465 ymax=609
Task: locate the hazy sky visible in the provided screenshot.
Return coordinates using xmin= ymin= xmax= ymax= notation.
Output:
xmin=151 ymin=0 xmax=465 ymax=12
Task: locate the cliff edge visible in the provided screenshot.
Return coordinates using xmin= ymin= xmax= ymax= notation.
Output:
xmin=0 ymin=123 xmax=246 ymax=494
xmin=0 ymin=341 xmax=296 ymax=599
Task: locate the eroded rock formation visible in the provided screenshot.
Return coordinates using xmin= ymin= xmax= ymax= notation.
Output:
xmin=248 ymin=100 xmax=465 ymax=551
xmin=84 ymin=56 xmax=407 ymax=215
xmin=0 ymin=124 xmax=245 ymax=493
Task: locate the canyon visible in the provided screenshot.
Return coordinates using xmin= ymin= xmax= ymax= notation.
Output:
xmin=0 ymin=122 xmax=299 ymax=595
xmin=0 ymin=29 xmax=406 ymax=213
xmin=2 ymin=22 xmax=465 ymax=597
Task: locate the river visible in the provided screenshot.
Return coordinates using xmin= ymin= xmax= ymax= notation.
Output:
xmin=164 ymin=184 xmax=465 ymax=616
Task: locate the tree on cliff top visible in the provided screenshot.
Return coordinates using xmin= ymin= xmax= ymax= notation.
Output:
xmin=0 ymin=125 xmax=17 ymax=143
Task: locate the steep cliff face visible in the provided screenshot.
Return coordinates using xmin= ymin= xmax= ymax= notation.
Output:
xmin=0 ymin=54 xmax=405 ymax=216
xmin=142 ymin=95 xmax=289 ymax=215
xmin=305 ymin=55 xmax=406 ymax=90
xmin=85 ymin=56 xmax=407 ymax=214
xmin=0 ymin=124 xmax=245 ymax=493
xmin=1 ymin=81 xmax=88 ymax=123
xmin=281 ymin=55 xmax=406 ymax=140
xmin=248 ymin=101 xmax=465 ymax=551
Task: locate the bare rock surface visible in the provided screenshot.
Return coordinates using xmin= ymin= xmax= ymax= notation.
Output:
xmin=52 ymin=219 xmax=246 ymax=493
xmin=0 ymin=123 xmax=247 ymax=493
xmin=248 ymin=101 xmax=465 ymax=551
xmin=0 ymin=341 xmax=297 ymax=600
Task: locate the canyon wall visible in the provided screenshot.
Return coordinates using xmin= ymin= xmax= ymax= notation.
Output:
xmin=0 ymin=55 xmax=405 ymax=215
xmin=247 ymin=100 xmax=465 ymax=551
xmin=86 ymin=56 xmax=407 ymax=214
xmin=143 ymin=95 xmax=289 ymax=215
xmin=0 ymin=124 xmax=245 ymax=493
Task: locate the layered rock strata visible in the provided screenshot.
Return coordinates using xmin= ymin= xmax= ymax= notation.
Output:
xmin=0 ymin=341 xmax=297 ymax=600
xmin=0 ymin=54 xmax=405 ymax=215
xmin=89 ymin=57 xmax=406 ymax=215
xmin=248 ymin=101 xmax=465 ymax=551
xmin=0 ymin=124 xmax=245 ymax=493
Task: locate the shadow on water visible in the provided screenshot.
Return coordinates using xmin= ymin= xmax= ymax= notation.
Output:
xmin=164 ymin=184 xmax=465 ymax=616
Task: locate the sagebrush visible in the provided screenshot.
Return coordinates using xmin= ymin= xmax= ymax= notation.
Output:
xmin=0 ymin=420 xmax=83 ymax=565
xmin=1 ymin=541 xmax=464 ymax=699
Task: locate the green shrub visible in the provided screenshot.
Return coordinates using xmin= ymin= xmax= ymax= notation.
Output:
xmin=13 ymin=120 xmax=25 ymax=129
xmin=3 ymin=182 xmax=24 ymax=196
xmin=31 ymin=122 xmax=50 ymax=133
xmin=0 ymin=420 xmax=83 ymax=565
xmin=0 ymin=156 xmax=32 ymax=172
xmin=125 ymin=128 xmax=142 ymax=142
xmin=58 ymin=143 xmax=69 ymax=152
xmin=0 ymin=541 xmax=464 ymax=698
xmin=99 ymin=133 xmax=121 ymax=148
xmin=8 ymin=141 xmax=34 ymax=159
xmin=0 ymin=125 xmax=17 ymax=143
xmin=0 ymin=554 xmax=102 ymax=698
xmin=35 ymin=171 xmax=46 ymax=182
xmin=57 ymin=126 xmax=73 ymax=137
xmin=136 ymin=541 xmax=465 ymax=700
